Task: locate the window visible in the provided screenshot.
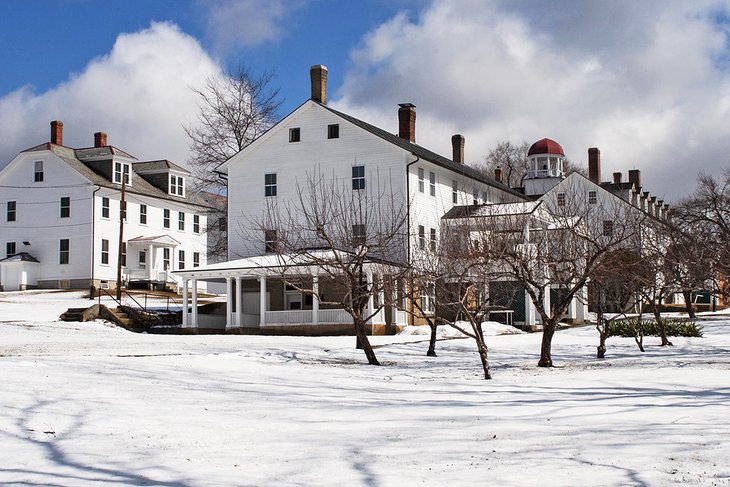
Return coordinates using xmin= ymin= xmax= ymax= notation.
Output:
xmin=452 ymin=180 xmax=458 ymax=204
xmin=193 ymin=252 xmax=200 ymax=268
xmin=101 ymin=239 xmax=109 ymax=265
xmin=193 ymin=214 xmax=200 ymax=233
xmin=59 ymin=239 xmax=69 ymax=265
xmin=169 ymin=175 xmax=184 ymax=196
xmin=178 ymin=250 xmax=185 ymax=270
xmin=352 ymin=165 xmax=365 ymax=190
xmin=163 ymin=209 xmax=170 ymax=228
xmin=327 ymin=124 xmax=339 ymax=139
xmin=588 ymin=191 xmax=597 ymax=205
xmin=265 ymin=173 xmax=277 ymax=197
xmin=101 ymin=197 xmax=110 ymax=219
xmin=603 ymin=220 xmax=614 ymax=237
xmin=121 ymin=242 xmax=127 ymax=267
xmin=34 ymin=161 xmax=44 ymax=182
xmin=429 ymin=172 xmax=436 ymax=197
xmin=289 ymin=127 xmax=300 ymax=142
xmin=139 ymin=250 xmax=146 ymax=269
xmin=113 ymin=162 xmax=130 ymax=184
xmin=178 ymin=211 xmax=185 ymax=231
xmin=7 ymin=201 xmax=16 ymax=222
xmin=163 ymin=248 xmax=170 ymax=271
xmin=430 ymin=228 xmax=437 ymax=252
xmin=557 ymin=193 xmax=566 ymax=207
xmin=265 ymin=230 xmax=278 ymax=253
xmin=139 ymin=204 xmax=147 ymax=224
xmin=6 ymin=242 xmax=16 ymax=258
xmin=353 ymin=224 xmax=366 ymax=246
xmin=418 ymin=225 xmax=426 ymax=251
xmin=60 ymin=197 xmax=70 ymax=218
xmin=420 ymin=283 xmax=435 ymax=314
xmin=418 ymin=168 xmax=424 ymax=193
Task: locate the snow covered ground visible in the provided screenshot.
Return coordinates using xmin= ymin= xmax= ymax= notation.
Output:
xmin=1 ymin=290 xmax=729 ymax=486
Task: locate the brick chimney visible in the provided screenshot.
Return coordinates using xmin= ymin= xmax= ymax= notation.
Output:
xmin=50 ymin=120 xmax=63 ymax=145
xmin=613 ymin=172 xmax=622 ymax=184
xmin=398 ymin=103 xmax=416 ymax=143
xmin=628 ymin=169 xmax=641 ymax=189
xmin=310 ymin=64 xmax=327 ymax=104
xmin=94 ymin=132 xmax=107 ymax=147
xmin=452 ymin=134 xmax=465 ymax=164
xmin=588 ymin=147 xmax=601 ymax=183
xmin=494 ymin=167 xmax=503 ymax=184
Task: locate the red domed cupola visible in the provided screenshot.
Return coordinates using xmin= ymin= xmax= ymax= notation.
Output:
xmin=528 ymin=137 xmax=565 ymax=157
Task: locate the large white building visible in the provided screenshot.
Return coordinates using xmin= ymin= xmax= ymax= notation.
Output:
xmin=0 ymin=122 xmax=210 ymax=291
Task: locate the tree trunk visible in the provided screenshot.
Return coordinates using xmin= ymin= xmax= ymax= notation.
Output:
xmin=682 ymin=289 xmax=696 ymax=319
xmin=651 ymin=305 xmax=673 ymax=347
xmin=354 ymin=319 xmax=380 ymax=365
xmin=596 ymin=293 xmax=606 ymax=359
xmin=427 ymin=320 xmax=437 ymax=357
xmin=474 ymin=335 xmax=492 ymax=379
xmin=538 ymin=321 xmax=556 ymax=367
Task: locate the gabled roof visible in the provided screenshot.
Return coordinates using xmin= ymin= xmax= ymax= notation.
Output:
xmin=443 ymin=201 xmax=542 ymax=219
xmin=128 ymin=235 xmax=181 ymax=246
xmin=316 ymin=103 xmax=527 ymax=199
xmin=134 ymin=160 xmax=190 ymax=175
xmin=19 ymin=143 xmax=209 ymax=209
xmin=0 ymin=252 xmax=40 ymax=263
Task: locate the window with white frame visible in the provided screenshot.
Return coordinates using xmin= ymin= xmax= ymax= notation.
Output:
xmin=59 ymin=239 xmax=69 ymax=265
xmin=430 ymin=228 xmax=437 ymax=252
xmin=352 ymin=165 xmax=365 ymax=190
xmin=139 ymin=204 xmax=147 ymax=224
xmin=420 ymin=282 xmax=435 ymax=314
xmin=163 ymin=248 xmax=170 ymax=271
xmin=34 ymin=161 xmax=44 ymax=182
xmin=193 ymin=214 xmax=200 ymax=233
xmin=163 ymin=209 xmax=170 ymax=228
xmin=193 ymin=252 xmax=200 ymax=268
xmin=7 ymin=201 xmax=16 ymax=222
xmin=418 ymin=225 xmax=426 ymax=251
xmin=429 ymin=171 xmax=436 ymax=197
xmin=265 ymin=173 xmax=277 ymax=197
xmin=101 ymin=197 xmax=110 ymax=219
xmin=178 ymin=250 xmax=185 ymax=270
xmin=178 ymin=212 xmax=185 ymax=231
xmin=589 ymin=191 xmax=597 ymax=205
xmin=101 ymin=239 xmax=109 ymax=265
xmin=6 ymin=241 xmax=16 ymax=258
xmin=418 ymin=168 xmax=424 ymax=193
xmin=60 ymin=197 xmax=70 ymax=218
xmin=557 ymin=193 xmax=566 ymax=207
xmin=138 ymin=250 xmax=146 ymax=269
xmin=169 ymin=175 xmax=185 ymax=196
xmin=113 ymin=162 xmax=130 ymax=184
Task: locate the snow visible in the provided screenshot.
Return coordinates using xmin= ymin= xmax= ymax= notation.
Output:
xmin=1 ymin=290 xmax=729 ymax=486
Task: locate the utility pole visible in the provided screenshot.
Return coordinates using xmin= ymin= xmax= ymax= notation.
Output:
xmin=116 ymin=170 xmax=127 ymax=301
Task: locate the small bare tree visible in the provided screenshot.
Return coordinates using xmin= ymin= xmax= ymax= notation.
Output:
xmin=251 ymin=169 xmax=409 ymax=365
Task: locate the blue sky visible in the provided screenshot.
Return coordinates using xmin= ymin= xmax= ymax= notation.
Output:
xmin=1 ymin=0 xmax=729 ymax=200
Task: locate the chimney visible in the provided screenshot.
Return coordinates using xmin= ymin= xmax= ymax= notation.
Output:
xmin=94 ymin=132 xmax=107 ymax=148
xmin=398 ymin=103 xmax=416 ymax=143
xmin=628 ymin=169 xmax=641 ymax=189
xmin=452 ymin=134 xmax=465 ymax=164
xmin=613 ymin=172 xmax=622 ymax=184
xmin=310 ymin=64 xmax=327 ymax=104
xmin=494 ymin=167 xmax=503 ymax=184
xmin=50 ymin=120 xmax=63 ymax=145
xmin=588 ymin=147 xmax=601 ymax=183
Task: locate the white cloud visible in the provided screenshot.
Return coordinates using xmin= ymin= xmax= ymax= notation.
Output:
xmin=333 ymin=0 xmax=730 ymax=200
xmin=202 ymin=0 xmax=306 ymax=52
xmin=0 ymin=22 xmax=221 ymax=169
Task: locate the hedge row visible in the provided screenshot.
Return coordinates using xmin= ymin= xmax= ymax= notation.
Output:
xmin=607 ymin=318 xmax=704 ymax=338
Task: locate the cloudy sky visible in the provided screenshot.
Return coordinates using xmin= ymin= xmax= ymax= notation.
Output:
xmin=1 ymin=0 xmax=729 ymax=201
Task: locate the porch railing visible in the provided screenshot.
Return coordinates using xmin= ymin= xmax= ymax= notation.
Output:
xmin=264 ymin=308 xmax=352 ymax=325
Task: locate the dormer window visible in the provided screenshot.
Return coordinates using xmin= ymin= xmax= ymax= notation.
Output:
xmin=113 ymin=162 xmax=130 ymax=185
xmin=170 ymin=175 xmax=185 ymax=196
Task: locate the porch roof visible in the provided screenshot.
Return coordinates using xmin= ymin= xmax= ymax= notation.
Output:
xmin=128 ymin=235 xmax=181 ymax=247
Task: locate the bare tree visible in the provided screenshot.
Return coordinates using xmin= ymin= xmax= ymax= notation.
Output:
xmin=252 ymin=169 xmax=409 ymax=365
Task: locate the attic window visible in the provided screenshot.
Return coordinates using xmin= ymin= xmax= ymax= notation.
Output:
xmin=289 ymin=127 xmax=301 ymax=143
xmin=170 ymin=175 xmax=185 ymax=196
xmin=34 ymin=161 xmax=44 ymax=182
xmin=113 ymin=162 xmax=130 ymax=185
xmin=328 ymin=124 xmax=339 ymax=139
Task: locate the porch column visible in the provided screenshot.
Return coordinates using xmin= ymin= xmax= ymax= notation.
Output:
xmin=542 ymin=286 xmax=551 ymax=323
xmin=191 ymin=278 xmax=198 ymax=328
xmin=235 ymin=276 xmax=243 ymax=327
xmin=225 ymin=277 xmax=233 ymax=328
xmin=182 ymin=278 xmax=189 ymax=327
xmin=259 ymin=276 xmax=266 ymax=326
xmin=575 ymin=285 xmax=588 ymax=323
xmin=148 ymin=243 xmax=154 ymax=281
xmin=366 ymin=272 xmax=374 ymax=324
xmin=377 ymin=275 xmax=385 ymax=324
xmin=312 ymin=275 xmax=319 ymax=325
xmin=391 ymin=276 xmax=399 ymax=325
xmin=524 ymin=288 xmax=535 ymax=327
